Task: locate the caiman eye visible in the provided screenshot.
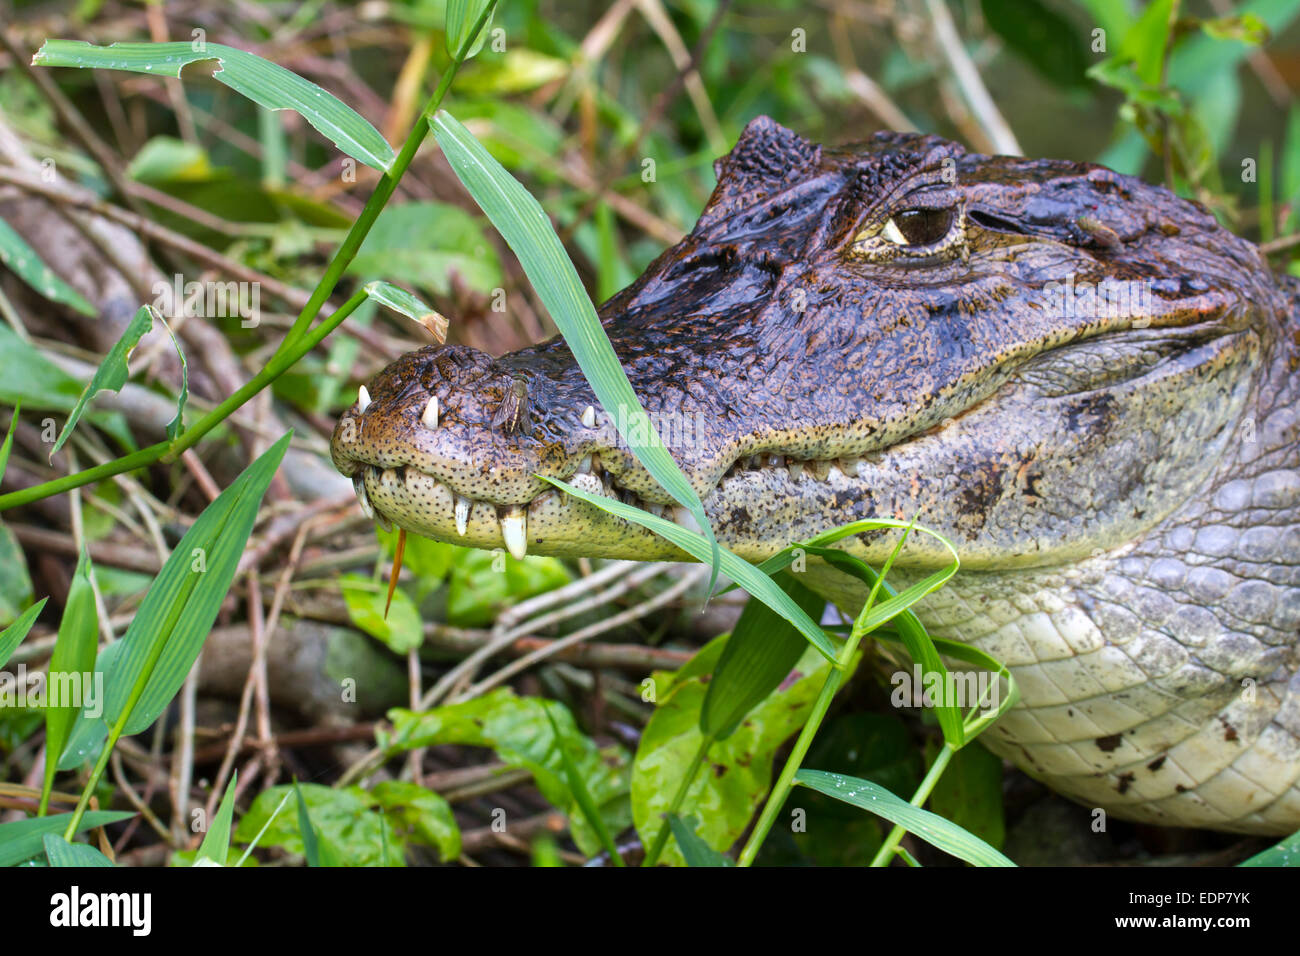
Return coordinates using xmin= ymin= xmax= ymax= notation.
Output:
xmin=882 ymin=207 xmax=956 ymax=246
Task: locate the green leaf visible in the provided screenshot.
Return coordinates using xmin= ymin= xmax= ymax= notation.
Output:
xmin=1240 ymin=828 xmax=1300 ymax=866
xmin=444 ymin=544 xmax=569 ymax=628
xmin=55 ymin=639 xmax=123 ymax=772
xmin=795 ymin=769 xmax=1015 ymax=867
xmin=544 ymin=704 xmax=623 ymax=865
xmin=386 ymin=690 xmax=630 ymax=856
xmin=431 ymin=111 xmax=721 ymax=590
xmin=543 ymin=477 xmax=836 ymax=662
xmin=668 ymin=816 xmax=732 ymax=867
xmin=40 ymin=549 xmax=100 ymax=812
xmin=196 ymin=770 xmax=238 ymax=864
xmin=363 ymin=281 xmax=447 ymax=341
xmin=50 ymin=305 xmax=154 ymax=460
xmin=126 ymin=135 xmax=213 ymax=183
xmin=0 ymin=216 xmax=95 ymax=316
xmin=369 ymin=781 xmax=460 ymax=862
xmin=0 ymin=323 xmax=91 ymax=412
xmin=103 ymin=432 xmax=291 ymax=736
xmin=0 ymin=524 xmax=34 ymax=628
xmin=0 ymin=597 xmax=47 ymax=669
xmin=700 ymin=572 xmax=824 ymax=740
xmin=235 ymin=783 xmax=402 ymax=866
xmin=926 ymin=741 xmax=1005 ymax=851
xmin=456 ymin=49 xmax=569 ymax=94
xmin=632 ymin=642 xmax=852 ymax=866
xmin=0 ymin=810 xmax=133 ymax=867
xmin=446 ymin=0 xmax=495 ymax=59
xmin=339 ymin=573 xmax=423 ymax=653
xmin=980 ymin=0 xmax=1090 ymax=90
xmin=43 ymin=834 xmax=113 ymax=866
xmin=33 ymin=41 xmax=394 ymax=171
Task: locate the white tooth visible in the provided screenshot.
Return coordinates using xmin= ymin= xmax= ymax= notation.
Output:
xmin=422 ymin=395 xmax=440 ymax=429
xmin=788 ymin=461 xmax=804 ymax=479
xmin=810 ymin=460 xmax=831 ymax=481
xmin=769 ymin=455 xmax=785 ymax=468
xmin=455 ymin=495 xmax=471 ymax=536
xmin=353 ymin=476 xmax=374 ymax=519
xmin=500 ymin=507 xmax=527 ymax=560
xmin=578 ymin=455 xmax=592 ymax=474
xmin=357 ymin=385 xmax=371 ymax=413
xmin=673 ymin=507 xmax=702 ymax=533
xmin=581 ymin=405 xmax=596 ymax=428
xmin=840 ymin=458 xmax=860 ymax=477
xmin=382 ymin=468 xmax=397 ymax=485
xmin=374 ymin=511 xmax=393 ymax=532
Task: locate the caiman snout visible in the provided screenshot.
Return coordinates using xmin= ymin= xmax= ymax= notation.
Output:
xmin=330 ymin=341 xmax=695 ymax=560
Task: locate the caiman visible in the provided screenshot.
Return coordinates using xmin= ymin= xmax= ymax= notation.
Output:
xmin=331 ymin=117 xmax=1300 ymax=835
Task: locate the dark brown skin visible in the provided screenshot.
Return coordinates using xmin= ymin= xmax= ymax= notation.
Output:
xmin=333 ymin=118 xmax=1300 ymax=832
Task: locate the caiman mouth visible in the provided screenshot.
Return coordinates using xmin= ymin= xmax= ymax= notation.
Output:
xmin=331 ymin=319 xmax=1248 ymax=564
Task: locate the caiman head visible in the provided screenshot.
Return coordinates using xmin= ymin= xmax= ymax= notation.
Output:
xmin=330 ymin=116 xmax=1286 ymax=570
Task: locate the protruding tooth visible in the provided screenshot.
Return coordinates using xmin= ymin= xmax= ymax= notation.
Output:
xmin=374 ymin=510 xmax=393 ymax=533
xmin=500 ymin=507 xmax=527 ymax=560
xmin=674 ymin=507 xmax=702 ymax=533
xmin=353 ymin=475 xmax=374 ymax=519
xmin=578 ymin=455 xmax=592 ymax=474
xmin=769 ymin=454 xmax=785 ymax=468
xmin=454 ymin=495 xmax=471 ymax=536
xmin=381 ymin=468 xmax=397 ymax=485
xmin=810 ymin=460 xmax=831 ymax=481
xmin=357 ymin=385 xmax=371 ymax=413
xmin=839 ymin=457 xmax=860 ymax=477
xmin=750 ymin=455 xmax=763 ymax=469
xmin=788 ymin=461 xmax=804 ymax=479
xmin=581 ymin=405 xmax=596 ymax=428
xmin=422 ymin=395 xmax=440 ymax=429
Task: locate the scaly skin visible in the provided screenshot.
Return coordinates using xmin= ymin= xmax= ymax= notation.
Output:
xmin=331 ymin=118 xmax=1300 ymax=833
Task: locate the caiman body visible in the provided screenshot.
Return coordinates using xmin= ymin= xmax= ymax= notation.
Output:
xmin=332 ymin=118 xmax=1300 ymax=834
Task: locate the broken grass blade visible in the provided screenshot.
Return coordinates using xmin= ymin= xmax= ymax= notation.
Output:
xmin=542 ymin=476 xmax=836 ymax=663
xmin=433 ymin=111 xmax=721 ymax=590
xmin=33 ymin=41 xmax=394 ymax=171
xmin=364 ymin=281 xmax=448 ymax=342
xmin=50 ymin=306 xmax=155 ymax=461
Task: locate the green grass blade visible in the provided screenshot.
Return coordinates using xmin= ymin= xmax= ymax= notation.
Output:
xmin=668 ymin=815 xmax=733 ymax=867
xmin=0 ymin=597 xmax=47 ymax=669
xmin=431 ymin=110 xmax=721 ymax=588
xmin=43 ymin=834 xmax=114 ymax=867
xmin=544 ymin=705 xmax=624 ymax=866
xmin=543 ymin=476 xmax=837 ymax=662
xmin=795 ymin=769 xmax=1015 ymax=867
xmin=363 ymin=281 xmax=448 ymax=341
xmin=33 ymin=41 xmax=394 ymax=171
xmin=700 ymin=572 xmax=825 ymax=740
xmin=0 ymin=399 xmax=18 ymax=482
xmin=196 ymin=770 xmax=238 ymax=864
xmin=40 ymin=548 xmax=100 ymax=814
xmin=50 ymin=306 xmax=154 ymax=460
xmin=294 ymin=780 xmax=321 ymax=867
xmin=103 ymin=432 xmax=291 ymax=735
xmin=446 ymin=0 xmax=496 ymax=59
xmin=1240 ymin=828 xmax=1300 ymax=866
xmin=0 ymin=810 xmax=133 ymax=866
xmin=0 ymin=217 xmax=95 ymax=316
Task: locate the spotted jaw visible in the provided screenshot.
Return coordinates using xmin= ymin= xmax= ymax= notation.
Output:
xmin=335 ymin=383 xmax=897 ymax=562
